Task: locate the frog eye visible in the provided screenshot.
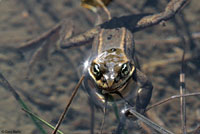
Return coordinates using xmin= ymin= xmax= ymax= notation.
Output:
xmin=120 ymin=63 xmax=130 ymax=77
xmin=92 ymin=64 xmax=102 ymax=79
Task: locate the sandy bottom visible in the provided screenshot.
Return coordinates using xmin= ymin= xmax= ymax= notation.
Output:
xmin=0 ymin=0 xmax=199 ymax=134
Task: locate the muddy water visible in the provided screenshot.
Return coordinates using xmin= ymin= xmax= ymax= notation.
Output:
xmin=0 ymin=0 xmax=199 ymax=134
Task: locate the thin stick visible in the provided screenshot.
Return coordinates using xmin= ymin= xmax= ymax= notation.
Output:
xmin=180 ymin=38 xmax=187 ymax=134
xmin=172 ymin=14 xmax=188 ymax=134
xmin=127 ymin=108 xmax=174 ymax=134
xmin=52 ymin=75 xmax=85 ymax=134
xmin=146 ymin=92 xmax=200 ymax=111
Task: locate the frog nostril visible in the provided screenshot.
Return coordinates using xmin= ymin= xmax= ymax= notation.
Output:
xmin=102 ymin=77 xmax=106 ymax=83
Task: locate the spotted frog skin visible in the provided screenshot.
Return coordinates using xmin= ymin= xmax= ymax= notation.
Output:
xmin=83 ymin=27 xmax=153 ymax=114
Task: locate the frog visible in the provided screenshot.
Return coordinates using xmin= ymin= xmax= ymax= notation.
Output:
xmin=82 ymin=27 xmax=153 ymax=114
xmin=17 ymin=0 xmax=188 ymax=133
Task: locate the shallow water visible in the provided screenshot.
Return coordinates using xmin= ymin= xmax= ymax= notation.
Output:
xmin=0 ymin=0 xmax=199 ymax=134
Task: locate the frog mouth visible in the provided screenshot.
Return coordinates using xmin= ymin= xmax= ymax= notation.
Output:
xmin=95 ymin=80 xmax=130 ymax=104
xmin=99 ymin=77 xmax=130 ymax=94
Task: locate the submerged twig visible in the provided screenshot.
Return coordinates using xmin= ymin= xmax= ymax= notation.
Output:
xmin=172 ymin=13 xmax=191 ymax=134
xmin=146 ymin=92 xmax=200 ymax=111
xmin=52 ymin=75 xmax=85 ymax=134
xmin=180 ymin=31 xmax=187 ymax=134
xmin=126 ymin=108 xmax=174 ymax=134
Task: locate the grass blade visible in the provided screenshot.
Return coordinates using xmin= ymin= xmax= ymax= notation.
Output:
xmin=22 ymin=108 xmax=63 ymax=134
xmin=0 ymin=72 xmax=46 ymax=134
